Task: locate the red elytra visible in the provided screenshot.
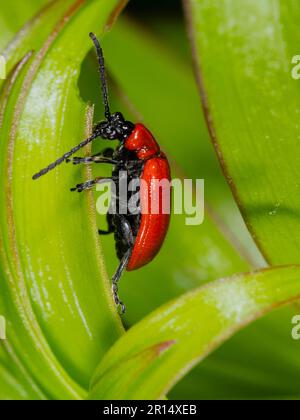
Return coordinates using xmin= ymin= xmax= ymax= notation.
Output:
xmin=124 ymin=124 xmax=171 ymax=271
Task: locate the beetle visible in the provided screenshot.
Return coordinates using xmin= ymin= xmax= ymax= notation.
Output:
xmin=33 ymin=33 xmax=171 ymax=313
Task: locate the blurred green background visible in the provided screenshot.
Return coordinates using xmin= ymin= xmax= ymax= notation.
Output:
xmin=1 ymin=0 xmax=300 ymax=400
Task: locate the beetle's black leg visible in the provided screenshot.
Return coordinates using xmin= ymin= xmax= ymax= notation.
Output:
xmin=67 ymin=156 xmax=117 ymax=165
xmin=70 ymin=176 xmax=117 ymax=192
xmin=99 ymin=213 xmax=115 ymax=235
xmin=98 ymin=147 xmax=115 ymax=158
xmin=112 ymin=216 xmax=134 ymax=314
xmin=66 ymin=148 xmax=117 ymax=165
xmin=112 ymin=249 xmax=131 ymax=314
xmin=98 ymin=227 xmax=114 ymax=235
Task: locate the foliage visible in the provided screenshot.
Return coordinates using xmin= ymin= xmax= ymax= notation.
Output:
xmin=0 ymin=0 xmax=299 ymax=400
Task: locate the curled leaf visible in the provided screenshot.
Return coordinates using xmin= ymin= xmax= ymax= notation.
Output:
xmin=89 ymin=266 xmax=300 ymax=399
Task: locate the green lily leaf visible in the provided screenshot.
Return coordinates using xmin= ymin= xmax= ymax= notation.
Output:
xmin=184 ymin=0 xmax=300 ymax=264
xmin=0 ymin=341 xmax=46 ymax=400
xmin=90 ymin=340 xmax=175 ymax=400
xmin=1 ymin=0 xmax=76 ymax=84
xmin=0 ymin=0 xmax=127 ymax=399
xmin=0 ymin=0 xmax=59 ymax=399
xmin=171 ymin=305 xmax=300 ymax=400
xmin=0 ymin=364 xmax=35 ymax=400
xmin=89 ymin=266 xmax=300 ymax=400
xmin=0 ymin=0 xmax=48 ymax=50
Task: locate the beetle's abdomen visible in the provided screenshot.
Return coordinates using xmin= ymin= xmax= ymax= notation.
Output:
xmin=127 ymin=156 xmax=171 ymax=271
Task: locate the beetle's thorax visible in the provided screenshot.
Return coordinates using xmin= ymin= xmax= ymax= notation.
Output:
xmin=124 ymin=123 xmax=160 ymax=160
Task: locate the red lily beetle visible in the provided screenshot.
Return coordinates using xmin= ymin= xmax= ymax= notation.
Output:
xmin=33 ymin=33 xmax=171 ymax=313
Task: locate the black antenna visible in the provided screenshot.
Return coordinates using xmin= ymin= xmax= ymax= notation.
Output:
xmin=89 ymin=32 xmax=111 ymax=120
xmin=32 ymin=33 xmax=111 ymax=180
xmin=32 ymin=133 xmax=99 ymax=180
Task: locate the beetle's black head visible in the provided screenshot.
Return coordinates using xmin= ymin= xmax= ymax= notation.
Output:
xmin=94 ymin=112 xmax=134 ymax=141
